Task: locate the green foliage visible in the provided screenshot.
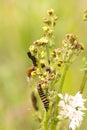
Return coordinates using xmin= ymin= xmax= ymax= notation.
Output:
xmin=0 ymin=1 xmax=87 ymax=130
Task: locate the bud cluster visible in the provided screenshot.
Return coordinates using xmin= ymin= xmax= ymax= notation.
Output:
xmin=51 ymin=34 xmax=84 ymax=65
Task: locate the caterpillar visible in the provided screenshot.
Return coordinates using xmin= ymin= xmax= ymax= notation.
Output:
xmin=31 ymin=91 xmax=38 ymax=111
xmin=27 ymin=51 xmax=37 ymax=66
xmin=37 ymin=83 xmax=49 ymax=111
xmin=27 ymin=66 xmax=37 ymax=78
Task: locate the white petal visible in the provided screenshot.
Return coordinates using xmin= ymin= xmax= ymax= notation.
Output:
xmin=58 ymin=93 xmax=63 ymax=99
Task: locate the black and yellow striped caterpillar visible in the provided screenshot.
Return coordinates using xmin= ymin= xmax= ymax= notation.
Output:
xmin=27 ymin=51 xmax=37 ymax=66
xmin=37 ymin=83 xmax=49 ymax=111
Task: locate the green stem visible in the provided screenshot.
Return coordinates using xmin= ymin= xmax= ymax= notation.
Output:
xmin=44 ymin=112 xmax=49 ymax=130
xmin=50 ymin=122 xmax=56 ymax=130
xmin=80 ymin=70 xmax=87 ymax=93
xmin=58 ymin=52 xmax=74 ymax=94
xmin=58 ymin=64 xmax=69 ymax=93
xmin=55 ymin=63 xmax=69 ymax=116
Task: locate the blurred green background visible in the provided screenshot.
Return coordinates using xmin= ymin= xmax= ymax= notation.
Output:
xmin=0 ymin=0 xmax=87 ymax=130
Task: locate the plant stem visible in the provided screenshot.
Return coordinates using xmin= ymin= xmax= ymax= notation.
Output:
xmin=58 ymin=64 xmax=69 ymax=93
xmin=80 ymin=70 xmax=87 ymax=93
xmin=44 ymin=112 xmax=49 ymax=130
xmin=58 ymin=52 xmax=74 ymax=94
xmin=55 ymin=63 xmax=69 ymax=117
xmin=50 ymin=122 xmax=56 ymax=130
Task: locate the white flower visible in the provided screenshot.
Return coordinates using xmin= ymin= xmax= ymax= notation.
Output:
xmin=57 ymin=92 xmax=86 ymax=130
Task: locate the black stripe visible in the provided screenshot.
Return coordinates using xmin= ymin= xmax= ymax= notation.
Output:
xmin=37 ymin=85 xmax=49 ymax=111
xmin=27 ymin=51 xmax=37 ymax=66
